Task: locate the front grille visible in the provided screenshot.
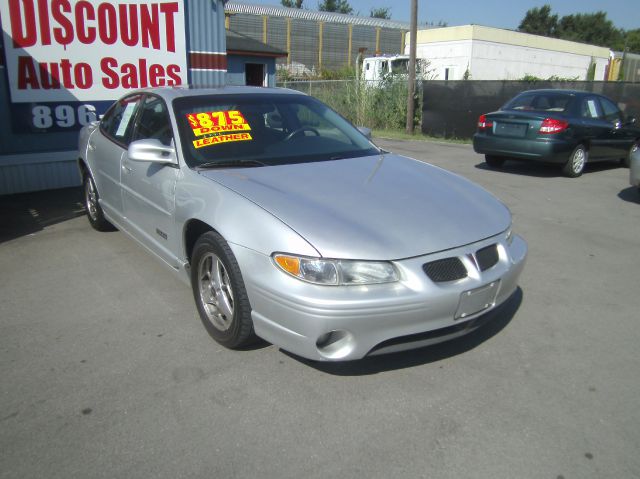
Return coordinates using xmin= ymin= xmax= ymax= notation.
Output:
xmin=423 ymin=257 xmax=467 ymax=282
xmin=476 ymin=244 xmax=499 ymax=271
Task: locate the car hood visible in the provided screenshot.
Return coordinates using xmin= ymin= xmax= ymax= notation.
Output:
xmin=198 ymin=154 xmax=511 ymax=260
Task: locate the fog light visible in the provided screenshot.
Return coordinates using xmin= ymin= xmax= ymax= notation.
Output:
xmin=315 ymin=330 xmax=354 ymax=359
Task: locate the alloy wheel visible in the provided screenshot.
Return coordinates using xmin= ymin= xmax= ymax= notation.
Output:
xmin=85 ymin=178 xmax=98 ymax=221
xmin=197 ymin=252 xmax=234 ymax=331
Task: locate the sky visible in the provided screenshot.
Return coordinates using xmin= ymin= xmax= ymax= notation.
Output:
xmin=233 ymin=0 xmax=639 ymax=31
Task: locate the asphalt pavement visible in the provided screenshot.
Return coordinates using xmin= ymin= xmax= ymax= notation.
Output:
xmin=1 ymin=138 xmax=639 ymax=479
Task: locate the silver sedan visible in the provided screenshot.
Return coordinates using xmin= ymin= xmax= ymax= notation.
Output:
xmin=78 ymin=87 xmax=527 ymax=361
xmin=631 ymin=143 xmax=640 ymax=193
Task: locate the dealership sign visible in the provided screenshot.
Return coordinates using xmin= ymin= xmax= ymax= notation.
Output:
xmin=0 ymin=0 xmax=188 ymax=131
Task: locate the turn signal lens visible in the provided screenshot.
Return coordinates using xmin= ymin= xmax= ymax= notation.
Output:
xmin=505 ymin=228 xmax=514 ymax=246
xmin=539 ymin=118 xmax=569 ymax=134
xmin=274 ymin=255 xmax=300 ymax=276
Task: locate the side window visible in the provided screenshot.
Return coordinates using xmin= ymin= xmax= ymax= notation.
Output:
xmin=292 ymin=104 xmax=351 ymax=144
xmin=580 ymin=97 xmax=602 ymax=119
xmin=132 ymin=95 xmax=173 ymax=146
xmin=599 ymin=98 xmax=622 ymax=123
xmin=100 ymin=95 xmax=142 ymax=145
xmin=100 ymin=94 xmax=143 ymax=145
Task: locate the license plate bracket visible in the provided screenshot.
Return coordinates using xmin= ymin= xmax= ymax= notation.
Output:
xmin=495 ymin=122 xmax=526 ymax=137
xmin=455 ymin=281 xmax=501 ymax=320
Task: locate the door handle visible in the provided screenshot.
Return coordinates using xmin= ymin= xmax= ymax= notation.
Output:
xmin=122 ymin=163 xmax=132 ymax=173
xmin=88 ymin=142 xmax=96 ymax=151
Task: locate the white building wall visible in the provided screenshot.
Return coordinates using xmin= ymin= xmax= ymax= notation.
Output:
xmin=416 ymin=40 xmax=473 ymax=80
xmin=413 ymin=40 xmax=608 ymax=81
xmin=407 ymin=25 xmax=610 ymax=81
xmin=469 ymin=40 xmax=608 ymax=80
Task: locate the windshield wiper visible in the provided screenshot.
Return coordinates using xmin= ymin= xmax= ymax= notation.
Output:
xmin=196 ymin=159 xmax=267 ymax=169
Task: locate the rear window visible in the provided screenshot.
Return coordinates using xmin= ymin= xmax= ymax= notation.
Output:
xmin=504 ymin=93 xmax=573 ymax=113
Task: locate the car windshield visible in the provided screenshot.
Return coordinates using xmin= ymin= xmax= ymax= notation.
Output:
xmin=504 ymin=92 xmax=573 ymax=113
xmin=173 ymin=93 xmax=379 ymax=168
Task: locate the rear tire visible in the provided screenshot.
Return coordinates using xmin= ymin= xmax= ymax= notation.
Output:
xmin=485 ymin=155 xmax=505 ymax=168
xmin=83 ymin=173 xmax=115 ymax=231
xmin=191 ymin=231 xmax=256 ymax=349
xmin=563 ymin=145 xmax=587 ymax=178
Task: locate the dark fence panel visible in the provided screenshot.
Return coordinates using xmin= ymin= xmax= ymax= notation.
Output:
xmin=422 ymin=81 xmax=640 ymax=139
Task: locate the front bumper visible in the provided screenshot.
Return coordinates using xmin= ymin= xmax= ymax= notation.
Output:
xmin=473 ymin=134 xmax=574 ymax=163
xmin=231 ymin=233 xmax=527 ymax=361
xmin=630 ymin=153 xmax=640 ymax=187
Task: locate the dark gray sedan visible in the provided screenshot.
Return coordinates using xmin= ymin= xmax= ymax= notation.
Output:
xmin=78 ymin=86 xmax=526 ymax=361
xmin=473 ymin=89 xmax=640 ymax=177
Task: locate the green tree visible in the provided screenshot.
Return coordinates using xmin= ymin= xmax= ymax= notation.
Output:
xmin=518 ymin=5 xmax=558 ymax=37
xmin=370 ymin=7 xmax=391 ymax=19
xmin=556 ymin=11 xmax=624 ymax=49
xmin=318 ymin=0 xmax=353 ymax=14
xmin=624 ymin=29 xmax=640 ymax=54
xmin=281 ymin=0 xmax=303 ymax=7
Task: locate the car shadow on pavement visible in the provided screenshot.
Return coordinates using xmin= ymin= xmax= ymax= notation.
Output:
xmin=618 ymin=186 xmax=640 ymax=204
xmin=0 ymin=187 xmax=87 ymax=244
xmin=288 ymin=287 xmax=523 ymax=376
xmin=474 ymin=160 xmax=621 ymax=178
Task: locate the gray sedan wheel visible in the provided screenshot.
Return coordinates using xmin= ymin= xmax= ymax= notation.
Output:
xmin=563 ymin=145 xmax=587 ymax=178
xmin=485 ymin=155 xmax=505 ymax=168
xmin=83 ymin=173 xmax=115 ymax=231
xmin=191 ymin=231 xmax=255 ymax=348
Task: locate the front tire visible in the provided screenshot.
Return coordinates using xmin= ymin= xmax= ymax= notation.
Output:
xmin=563 ymin=145 xmax=587 ymax=178
xmin=485 ymin=155 xmax=505 ymax=168
xmin=83 ymin=173 xmax=115 ymax=231
xmin=191 ymin=231 xmax=255 ymax=349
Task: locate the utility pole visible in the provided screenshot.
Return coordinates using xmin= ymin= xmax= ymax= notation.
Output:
xmin=405 ymin=0 xmax=418 ymax=134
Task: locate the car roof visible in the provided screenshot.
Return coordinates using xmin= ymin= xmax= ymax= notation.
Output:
xmin=128 ymin=85 xmax=307 ymax=102
xmin=516 ymin=89 xmax=590 ymax=96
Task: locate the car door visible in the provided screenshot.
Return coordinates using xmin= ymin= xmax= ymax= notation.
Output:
xmin=121 ymin=94 xmax=181 ymax=268
xmin=598 ymin=96 xmax=635 ymax=159
xmin=577 ymin=95 xmax=613 ymax=160
xmin=89 ymin=94 xmax=143 ymax=219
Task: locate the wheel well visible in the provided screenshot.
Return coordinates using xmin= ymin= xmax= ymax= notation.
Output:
xmin=184 ymin=219 xmax=215 ymax=263
xmin=77 ymin=159 xmax=88 ymax=179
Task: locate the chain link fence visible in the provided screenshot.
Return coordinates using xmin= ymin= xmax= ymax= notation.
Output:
xmin=275 ymin=79 xmax=640 ymax=140
xmin=278 ymin=79 xmax=421 ymax=130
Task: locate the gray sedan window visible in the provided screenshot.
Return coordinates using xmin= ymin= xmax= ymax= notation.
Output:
xmin=100 ymin=94 xmax=143 ymax=145
xmin=132 ymin=95 xmax=173 ymax=146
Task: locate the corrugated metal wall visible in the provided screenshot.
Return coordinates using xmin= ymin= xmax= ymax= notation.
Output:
xmin=227 ymin=12 xmax=407 ymax=76
xmin=0 ymin=0 xmax=227 ymax=195
xmin=188 ymin=0 xmax=227 ymax=87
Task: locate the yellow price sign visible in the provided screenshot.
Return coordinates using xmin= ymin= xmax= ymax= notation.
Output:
xmin=186 ymin=110 xmax=251 ymax=137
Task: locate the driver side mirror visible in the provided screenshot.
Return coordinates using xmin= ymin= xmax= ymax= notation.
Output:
xmin=128 ymin=139 xmax=177 ymax=166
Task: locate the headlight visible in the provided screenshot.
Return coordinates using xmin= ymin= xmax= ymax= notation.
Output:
xmin=273 ymin=254 xmax=398 ymax=285
xmin=505 ymin=227 xmax=514 ymax=246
